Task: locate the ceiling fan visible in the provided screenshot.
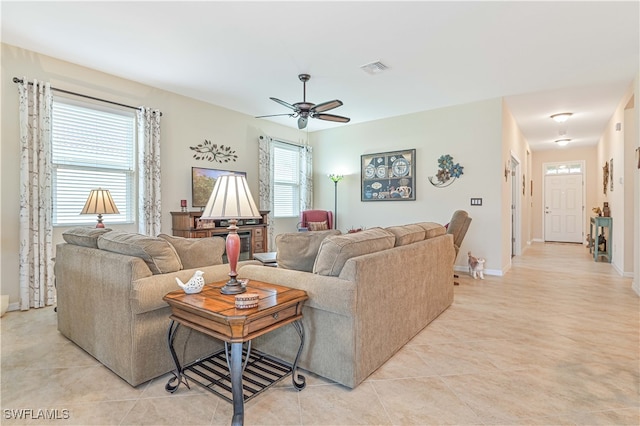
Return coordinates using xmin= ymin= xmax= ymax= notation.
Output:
xmin=256 ymin=74 xmax=350 ymax=129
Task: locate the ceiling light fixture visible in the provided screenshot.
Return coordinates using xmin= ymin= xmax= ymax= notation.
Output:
xmin=550 ymin=112 xmax=573 ymax=123
xmin=555 ymin=139 xmax=571 ymax=146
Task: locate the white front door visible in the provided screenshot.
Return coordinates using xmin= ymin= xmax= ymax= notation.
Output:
xmin=544 ymin=174 xmax=583 ymax=243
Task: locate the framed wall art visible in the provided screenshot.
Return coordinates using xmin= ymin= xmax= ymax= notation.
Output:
xmin=361 ymin=149 xmax=416 ymax=201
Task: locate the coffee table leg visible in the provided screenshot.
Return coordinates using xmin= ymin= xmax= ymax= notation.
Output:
xmin=165 ymin=320 xmax=189 ymax=393
xmin=291 ymin=320 xmax=306 ymax=390
xmin=230 ymin=341 xmax=244 ymax=426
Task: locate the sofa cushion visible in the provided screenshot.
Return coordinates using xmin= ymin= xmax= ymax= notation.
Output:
xmin=313 ymin=227 xmax=395 ymax=276
xmin=308 ymin=220 xmax=329 ymax=231
xmin=97 ymin=231 xmax=182 ymax=274
xmin=276 ymin=229 xmax=341 ymax=272
xmin=414 ymin=222 xmax=447 ymax=239
xmin=385 ymin=224 xmax=426 ymax=247
xmin=158 ymin=234 xmax=225 ymax=269
xmin=62 ymin=227 xmax=112 ymax=248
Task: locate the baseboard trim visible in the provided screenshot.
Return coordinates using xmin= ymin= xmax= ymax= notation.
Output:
xmin=454 ymin=265 xmax=503 ymax=277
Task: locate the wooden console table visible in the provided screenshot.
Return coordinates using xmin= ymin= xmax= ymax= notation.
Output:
xmin=163 ymin=280 xmax=307 ymax=426
xmin=171 ymin=210 xmax=269 ymax=257
xmin=590 ymin=216 xmax=612 ymax=263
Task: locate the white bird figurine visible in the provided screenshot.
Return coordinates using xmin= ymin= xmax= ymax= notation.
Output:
xmin=175 ymin=270 xmax=205 ymax=294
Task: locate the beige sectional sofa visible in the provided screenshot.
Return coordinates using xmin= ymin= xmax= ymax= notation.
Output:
xmin=238 ymin=223 xmax=455 ymax=389
xmin=54 ymin=228 xmax=258 ymax=386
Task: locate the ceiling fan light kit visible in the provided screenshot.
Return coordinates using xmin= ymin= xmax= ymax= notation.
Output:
xmin=256 ymin=74 xmax=350 ymax=129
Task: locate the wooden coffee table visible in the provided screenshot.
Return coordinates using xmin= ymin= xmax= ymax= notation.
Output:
xmin=163 ymin=279 xmax=308 ymax=426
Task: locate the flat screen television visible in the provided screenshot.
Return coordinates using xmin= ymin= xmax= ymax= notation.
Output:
xmin=191 ymin=167 xmax=247 ymax=208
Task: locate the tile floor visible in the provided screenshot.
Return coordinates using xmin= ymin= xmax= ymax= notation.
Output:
xmin=1 ymin=242 xmax=638 ymax=425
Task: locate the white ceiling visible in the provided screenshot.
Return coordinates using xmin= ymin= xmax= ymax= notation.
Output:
xmin=2 ymin=1 xmax=638 ymax=151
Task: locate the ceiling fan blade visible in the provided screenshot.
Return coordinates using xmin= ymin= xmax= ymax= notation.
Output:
xmin=313 ymin=113 xmax=351 ymax=123
xmin=311 ymin=99 xmax=343 ymax=113
xmin=298 ymin=116 xmax=308 ymax=129
xmin=270 ymin=97 xmax=297 ymax=111
xmin=255 ymin=113 xmax=295 ymax=118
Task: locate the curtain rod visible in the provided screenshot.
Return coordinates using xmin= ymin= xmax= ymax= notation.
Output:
xmin=259 ymin=135 xmax=308 ymax=148
xmin=12 ymin=77 xmax=162 ymax=116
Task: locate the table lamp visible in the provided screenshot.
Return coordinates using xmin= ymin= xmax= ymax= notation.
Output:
xmin=80 ymin=188 xmax=120 ymax=228
xmin=201 ymin=174 xmax=261 ymax=294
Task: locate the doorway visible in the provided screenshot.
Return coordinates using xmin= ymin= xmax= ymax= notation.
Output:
xmin=543 ymin=162 xmax=584 ymax=243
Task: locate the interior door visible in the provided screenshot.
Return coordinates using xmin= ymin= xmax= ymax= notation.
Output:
xmin=544 ymin=174 xmax=583 ymax=242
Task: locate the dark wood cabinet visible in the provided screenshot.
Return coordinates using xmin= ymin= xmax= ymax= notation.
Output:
xmin=170 ymin=211 xmax=269 ymax=257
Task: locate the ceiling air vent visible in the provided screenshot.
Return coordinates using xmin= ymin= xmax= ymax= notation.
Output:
xmin=360 ymin=61 xmax=389 ymax=75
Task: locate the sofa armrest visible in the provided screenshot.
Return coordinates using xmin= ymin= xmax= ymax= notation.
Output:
xmin=132 ymin=259 xmax=260 ymax=314
xmin=238 ymin=264 xmax=355 ymax=316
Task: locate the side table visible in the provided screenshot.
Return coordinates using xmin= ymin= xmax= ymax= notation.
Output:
xmin=163 ymin=280 xmax=308 ymax=426
xmin=590 ymin=216 xmax=612 ymax=263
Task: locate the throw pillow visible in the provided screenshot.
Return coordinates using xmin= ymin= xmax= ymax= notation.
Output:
xmin=313 ymin=227 xmax=395 ymax=277
xmin=158 ymin=234 xmax=225 ymax=269
xmin=97 ymin=231 xmax=183 ymax=274
xmin=62 ymin=227 xmax=112 ymax=248
xmin=276 ymin=229 xmax=341 ymax=272
xmin=307 ymin=220 xmax=329 ymax=231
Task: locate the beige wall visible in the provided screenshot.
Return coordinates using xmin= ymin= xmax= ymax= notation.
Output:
xmin=501 ymin=101 xmax=533 ymax=271
xmin=311 ymin=98 xmax=506 ymax=274
xmin=595 ymin=80 xmax=637 ymax=276
xmin=634 ymin=75 xmax=640 ymax=294
xmin=1 ymin=43 xmax=304 ymax=306
xmin=531 ymin=146 xmax=598 ymax=243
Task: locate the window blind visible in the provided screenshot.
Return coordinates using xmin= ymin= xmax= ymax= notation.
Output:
xmin=52 ymin=99 xmax=135 ymax=225
xmin=273 ymin=143 xmax=300 ymax=217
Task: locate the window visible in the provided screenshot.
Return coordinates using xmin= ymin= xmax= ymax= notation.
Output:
xmin=51 ymin=98 xmax=135 ymax=226
xmin=272 ymin=142 xmax=300 ymax=217
xmin=544 ymin=162 xmax=583 ymax=175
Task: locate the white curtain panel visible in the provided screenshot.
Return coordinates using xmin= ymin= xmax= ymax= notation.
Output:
xmin=18 ymin=79 xmax=55 ymax=310
xmin=299 ymin=144 xmax=313 ymax=211
xmin=137 ymin=107 xmax=162 ymax=236
xmin=258 ymin=136 xmax=275 ymax=248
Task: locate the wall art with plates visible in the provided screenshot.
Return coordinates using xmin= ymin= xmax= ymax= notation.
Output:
xmin=361 ymin=149 xmax=416 ymax=201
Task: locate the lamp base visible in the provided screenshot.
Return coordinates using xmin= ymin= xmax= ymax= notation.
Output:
xmin=220 ymin=220 xmax=246 ymax=295
xmin=220 ymin=278 xmax=246 ymax=295
xmin=96 ymin=214 xmax=105 ymax=228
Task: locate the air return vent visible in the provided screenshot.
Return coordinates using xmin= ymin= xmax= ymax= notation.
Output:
xmin=360 ymin=61 xmax=389 ymax=75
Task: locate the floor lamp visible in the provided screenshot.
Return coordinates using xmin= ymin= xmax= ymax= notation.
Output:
xmin=201 ymin=174 xmax=261 ymax=295
xmin=328 ymin=174 xmax=343 ymax=230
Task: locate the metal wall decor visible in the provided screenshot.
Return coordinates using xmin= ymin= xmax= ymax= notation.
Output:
xmin=361 ymin=149 xmax=416 ymax=201
xmin=428 ymin=154 xmax=464 ymax=188
xmin=190 ymin=139 xmax=238 ymax=162
xmin=610 ymin=159 xmax=614 ymax=192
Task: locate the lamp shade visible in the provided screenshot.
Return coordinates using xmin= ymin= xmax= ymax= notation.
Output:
xmin=201 ymin=175 xmax=261 ymax=220
xmin=81 ymin=189 xmax=120 ymax=215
